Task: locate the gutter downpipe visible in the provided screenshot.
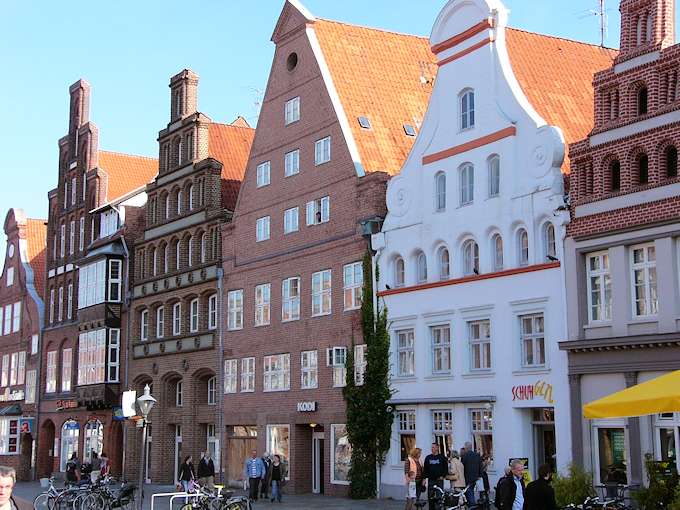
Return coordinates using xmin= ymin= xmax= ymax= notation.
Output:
xmin=121 ymin=235 xmax=131 ymax=477
xmin=371 ymin=238 xmax=384 ymax=500
xmin=217 ymin=265 xmax=225 ymax=485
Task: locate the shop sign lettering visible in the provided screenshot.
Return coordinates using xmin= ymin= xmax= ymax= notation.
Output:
xmin=297 ymin=401 xmax=317 ymax=412
xmin=512 ymin=380 xmax=554 ymax=404
xmin=0 ymin=389 xmax=24 ymax=402
xmin=56 ymin=400 xmax=78 ymax=411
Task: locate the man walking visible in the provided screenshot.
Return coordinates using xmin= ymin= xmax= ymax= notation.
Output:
xmin=460 ymin=442 xmax=482 ymax=505
xmin=244 ymin=450 xmax=266 ymax=501
xmin=495 ymin=459 xmax=526 ymax=510
xmin=422 ymin=443 xmax=448 ymax=510
xmin=0 ymin=466 xmax=19 ymax=510
xmin=197 ymin=451 xmax=216 ymax=491
xmin=524 ymin=464 xmax=557 ymax=510
xmin=260 ymin=453 xmax=272 ymax=500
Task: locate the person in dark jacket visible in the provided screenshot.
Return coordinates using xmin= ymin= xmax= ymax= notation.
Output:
xmin=268 ymin=455 xmax=288 ymax=503
xmin=496 ymin=460 xmax=525 ymax=510
xmin=260 ymin=453 xmax=272 ymax=499
xmin=422 ymin=443 xmax=448 ymax=510
xmin=524 ymin=464 xmax=557 ymax=510
xmin=461 ymin=442 xmax=482 ymax=505
xmin=197 ymin=451 xmax=216 ymax=491
xmin=178 ymin=455 xmax=196 ymax=493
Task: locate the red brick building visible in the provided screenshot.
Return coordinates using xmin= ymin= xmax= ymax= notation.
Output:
xmin=0 ymin=209 xmax=45 ymax=480
xmin=38 ymin=80 xmax=157 ymax=478
xmin=123 ymin=69 xmax=254 ymax=485
xmin=220 ymin=1 xmax=433 ymax=495
xmin=561 ymin=0 xmax=680 ymax=487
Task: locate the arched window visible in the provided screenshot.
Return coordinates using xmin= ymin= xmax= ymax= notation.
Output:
xmin=637 ymin=153 xmax=649 ymax=184
xmin=645 ymin=12 xmax=652 ymax=42
xmin=416 ymin=252 xmax=428 ymax=284
xmin=176 ymin=190 xmax=183 ymax=216
xmin=543 ymin=223 xmax=556 ymax=259
xmin=434 ymin=172 xmax=446 ymax=211
xmin=666 ymin=146 xmax=678 ymax=178
xmin=438 ymin=247 xmax=450 ymax=280
xmin=395 ymin=257 xmax=405 ymax=288
xmin=517 ymin=228 xmax=529 ymax=267
xmin=491 ymin=234 xmax=503 ymax=272
xmin=83 ymin=419 xmax=103 ymax=463
xmin=151 ymin=248 xmax=158 ymax=276
xmin=208 ymin=294 xmax=218 ymax=330
xmin=460 ymin=89 xmax=475 ymax=129
xmin=488 ymin=155 xmax=500 ymax=197
xmin=177 ymin=138 xmax=184 ymax=165
xmin=610 ymin=160 xmax=621 ymax=191
xmin=60 ymin=420 xmax=80 ymax=472
xmin=165 ymin=194 xmax=171 ymax=219
xmin=140 ymin=309 xmax=149 ymax=341
xmin=175 ymin=239 xmax=181 ymax=271
xmin=163 ymin=244 xmax=169 ymax=273
xmin=156 ymin=306 xmax=165 ymax=339
xmin=462 ymin=239 xmax=479 ymax=276
xmin=190 ymin=298 xmax=200 ymax=332
xmin=189 ymin=184 xmax=195 ymax=211
xmin=638 ymin=86 xmax=648 ymax=115
xmin=187 ymin=236 xmax=194 ymax=267
xmin=207 ymin=376 xmax=217 ymax=405
xmin=460 ymin=163 xmax=474 ymax=205
xmin=201 ymin=233 xmax=208 ymax=264
xmin=637 ymin=15 xmax=644 ymax=45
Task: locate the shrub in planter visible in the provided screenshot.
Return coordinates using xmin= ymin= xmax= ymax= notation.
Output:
xmin=553 ymin=464 xmax=596 ymax=507
xmin=633 ymin=454 xmax=679 ymax=510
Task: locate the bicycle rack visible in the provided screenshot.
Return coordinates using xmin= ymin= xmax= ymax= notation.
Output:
xmin=150 ymin=490 xmax=201 ymax=510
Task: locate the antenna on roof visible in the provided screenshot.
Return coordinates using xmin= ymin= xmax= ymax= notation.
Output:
xmin=577 ymin=0 xmax=609 ymax=47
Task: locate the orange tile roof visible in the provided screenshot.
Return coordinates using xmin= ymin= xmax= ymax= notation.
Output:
xmin=208 ymin=122 xmax=255 ymax=211
xmin=311 ymin=18 xmax=616 ymax=175
xmin=98 ymin=150 xmax=158 ymax=203
xmin=25 ymin=218 xmax=47 ymax=300
xmin=505 ymin=28 xmax=617 ymax=170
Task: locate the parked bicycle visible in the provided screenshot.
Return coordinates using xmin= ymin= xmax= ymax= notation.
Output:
xmin=424 ymin=481 xmax=481 ymax=510
xmin=33 ymin=475 xmax=135 ymax=510
xmin=179 ymin=485 xmax=251 ymax=510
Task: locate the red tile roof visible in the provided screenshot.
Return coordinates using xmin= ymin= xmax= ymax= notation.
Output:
xmin=311 ymin=18 xmax=616 ymax=174
xmin=208 ymin=122 xmax=255 ymax=211
xmin=25 ymin=218 xmax=47 ymax=300
xmin=98 ymin=151 xmax=158 ymax=203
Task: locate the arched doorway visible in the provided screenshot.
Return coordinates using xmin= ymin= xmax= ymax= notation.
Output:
xmin=60 ymin=420 xmax=80 ymax=472
xmin=83 ymin=419 xmax=103 ymax=463
xmin=37 ymin=420 xmax=55 ymax=478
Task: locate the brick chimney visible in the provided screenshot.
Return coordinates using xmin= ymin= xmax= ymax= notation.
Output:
xmin=618 ymin=0 xmax=675 ymax=62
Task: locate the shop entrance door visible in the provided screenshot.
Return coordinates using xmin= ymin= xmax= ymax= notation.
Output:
xmin=532 ymin=408 xmax=556 ymax=474
xmin=312 ymin=432 xmax=325 ymax=494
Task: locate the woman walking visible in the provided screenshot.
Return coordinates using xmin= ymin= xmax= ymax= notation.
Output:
xmin=178 ymin=455 xmax=196 ymax=493
xmin=268 ymin=455 xmax=287 ymax=503
xmin=404 ymin=447 xmax=424 ymax=510
xmin=447 ymin=450 xmax=466 ymax=491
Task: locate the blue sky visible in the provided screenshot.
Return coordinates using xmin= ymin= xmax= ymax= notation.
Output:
xmin=0 ymin=0 xmax=673 ymax=261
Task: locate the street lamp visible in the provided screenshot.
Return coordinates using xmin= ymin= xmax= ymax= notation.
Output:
xmin=137 ymin=385 xmax=156 ymax=510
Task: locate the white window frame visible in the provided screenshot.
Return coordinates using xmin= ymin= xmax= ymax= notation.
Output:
xmin=61 ymin=348 xmax=72 ymax=392
xmin=207 ymin=376 xmax=217 ymax=405
xmin=11 ymin=302 xmax=21 ymax=333
xmin=343 ymin=262 xmax=363 ymax=311
xmin=57 ymin=287 xmax=63 ymax=322
xmin=256 ymin=216 xmax=270 ymax=242
xmin=284 ymin=207 xmax=299 ymax=234
xmin=396 ymin=329 xmax=415 ymax=378
xmin=3 ymin=304 xmax=11 ymax=335
xmin=46 ymin=350 xmax=57 ymax=393
xmin=284 ymin=149 xmax=300 ymax=177
xmin=67 ymin=283 xmax=73 ymax=320
xmin=416 ymin=252 xmax=427 ymax=284
xmin=255 ymin=284 xmax=271 ymax=327
xmin=354 ymin=344 xmax=367 ymax=386
xmin=263 ymin=353 xmax=291 ymax=392
xmin=224 ymin=359 xmax=238 ymax=394
xmin=631 ymin=243 xmax=658 ymax=317
xmin=520 ymin=313 xmax=546 ymax=368
xmin=543 ymin=222 xmax=556 ymax=259
xmin=284 ymin=96 xmax=300 ymax=125
xmin=327 ymin=347 xmax=347 ymax=388
xmin=25 ymin=369 xmax=36 ymax=404
xmin=394 ymin=257 xmax=405 ymax=288
xmin=434 ymin=172 xmax=446 ymax=211
xmin=228 ymin=290 xmax=244 ymax=330
xmin=282 ymin=277 xmax=300 ymax=321
xmin=469 ymin=319 xmax=492 ymax=371
xmin=108 ymin=259 xmax=122 ymax=302
xmin=156 ymin=306 xmax=165 ymax=339
xmin=437 ymin=247 xmax=450 ymax=281
xmin=462 ymin=239 xmax=480 ymax=276
xmin=173 ymin=302 xmax=182 ymax=335
xmin=69 ymin=220 xmax=75 ymax=255
xmin=311 ymin=269 xmax=332 ymax=316
xmin=189 ymin=298 xmax=199 ymax=333
xmin=430 ymin=325 xmax=451 ymax=375
xmin=517 ymin=228 xmax=529 ymax=267
xmin=314 ymin=136 xmax=331 ymax=165
xmin=256 ymin=161 xmax=271 ymax=188
xmin=176 ymin=381 xmax=183 ymax=407
xmin=492 ymin=234 xmax=504 ymax=272
xmin=397 ymin=410 xmax=416 ymax=462
xmin=460 ymin=163 xmax=474 ymax=205
xmin=587 ymin=251 xmax=612 ymax=323
xmin=306 ymin=197 xmax=330 ymax=226
xmin=140 ymin=310 xmax=149 ymax=341
xmin=5 ymin=267 xmax=13 ymax=287
xmin=460 ymin=89 xmax=475 ymax=130
xmin=208 ymin=294 xmax=218 ymax=330
xmin=108 ymin=329 xmax=120 ymax=383
xmin=1 ymin=355 xmax=8 ymax=387
xmin=79 ymin=217 xmax=85 ymax=252
xmin=488 ymin=155 xmax=500 ymax=197
xmin=240 ymin=357 xmax=255 ymax=393
xmin=17 ymin=352 xmax=26 ymax=386
xmin=300 ymin=350 xmax=318 ymax=389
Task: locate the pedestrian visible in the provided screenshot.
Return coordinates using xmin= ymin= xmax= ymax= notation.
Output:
xmin=524 ymin=464 xmax=557 ymax=510
xmin=65 ymin=452 xmax=81 ymax=484
xmin=244 ymin=449 xmax=266 ymax=501
xmin=422 ymin=443 xmax=448 ymax=510
xmin=495 ymin=459 xmax=525 ymax=510
xmin=446 ymin=450 xmax=465 ymax=492
xmin=461 ymin=442 xmax=482 ymax=505
xmin=99 ymin=453 xmax=110 ymax=478
xmin=90 ymin=452 xmax=101 ymax=483
xmin=269 ymin=454 xmax=287 ymax=503
xmin=197 ymin=451 xmax=216 ymax=491
xmin=0 ymin=466 xmax=19 ymax=510
xmin=178 ymin=455 xmax=196 ymax=493
xmin=404 ymin=447 xmax=424 ymax=510
xmin=481 ymin=454 xmax=491 ymax=498
xmin=260 ymin=452 xmax=272 ymax=500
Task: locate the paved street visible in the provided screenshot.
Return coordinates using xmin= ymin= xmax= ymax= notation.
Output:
xmin=12 ymin=481 xmax=405 ymax=510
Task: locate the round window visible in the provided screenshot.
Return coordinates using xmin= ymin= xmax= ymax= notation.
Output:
xmin=7 ymin=244 xmax=14 ymax=258
xmin=286 ymin=52 xmax=299 ymax=72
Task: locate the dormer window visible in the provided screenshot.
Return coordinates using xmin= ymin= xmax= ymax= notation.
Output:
xmin=637 ymin=86 xmax=648 ymax=115
xmin=460 ymin=89 xmax=475 ymax=130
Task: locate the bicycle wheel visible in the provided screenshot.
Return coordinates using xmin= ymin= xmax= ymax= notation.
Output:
xmin=33 ymin=493 xmax=50 ymax=510
xmin=224 ymin=502 xmax=249 ymax=510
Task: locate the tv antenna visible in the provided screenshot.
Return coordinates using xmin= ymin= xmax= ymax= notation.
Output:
xmin=578 ymin=0 xmax=609 ymax=47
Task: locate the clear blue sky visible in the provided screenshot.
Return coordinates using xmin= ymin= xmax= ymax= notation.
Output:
xmin=0 ymin=0 xmax=674 ymax=262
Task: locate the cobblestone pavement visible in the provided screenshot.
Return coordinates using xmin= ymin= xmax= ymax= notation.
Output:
xmin=13 ymin=481 xmax=405 ymax=509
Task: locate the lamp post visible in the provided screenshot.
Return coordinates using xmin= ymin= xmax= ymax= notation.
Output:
xmin=137 ymin=385 xmax=156 ymax=510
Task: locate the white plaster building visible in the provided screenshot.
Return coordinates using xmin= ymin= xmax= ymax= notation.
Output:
xmin=372 ymin=0 xmax=615 ymax=498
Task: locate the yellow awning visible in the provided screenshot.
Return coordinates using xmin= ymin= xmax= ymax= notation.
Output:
xmin=583 ymin=370 xmax=680 ymax=419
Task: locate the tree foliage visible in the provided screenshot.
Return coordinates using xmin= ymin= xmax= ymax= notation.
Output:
xmin=343 ymin=250 xmax=394 ymax=498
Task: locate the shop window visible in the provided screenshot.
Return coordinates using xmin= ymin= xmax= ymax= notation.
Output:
xmin=596 ymin=427 xmax=628 ymax=485
xmin=0 ymin=419 xmax=19 ymax=455
xmin=398 ymin=410 xmax=416 ymax=462
xmin=331 ymin=424 xmax=351 ymax=485
xmin=83 ymin=420 xmax=103 ymax=463
xmin=432 ymin=410 xmax=453 ymax=457
xmin=267 ymin=425 xmax=290 ymax=477
xmin=60 ymin=420 xmax=80 ymax=472
xmin=470 ymin=408 xmax=494 ymax=462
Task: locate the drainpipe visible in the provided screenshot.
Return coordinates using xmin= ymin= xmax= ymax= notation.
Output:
xmin=34 ymin=328 xmax=44 ymax=481
xmin=121 ymin=235 xmax=131 ymax=477
xmin=216 ymin=266 xmax=225 ymax=485
xmin=371 ymin=238 xmax=384 ymax=500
